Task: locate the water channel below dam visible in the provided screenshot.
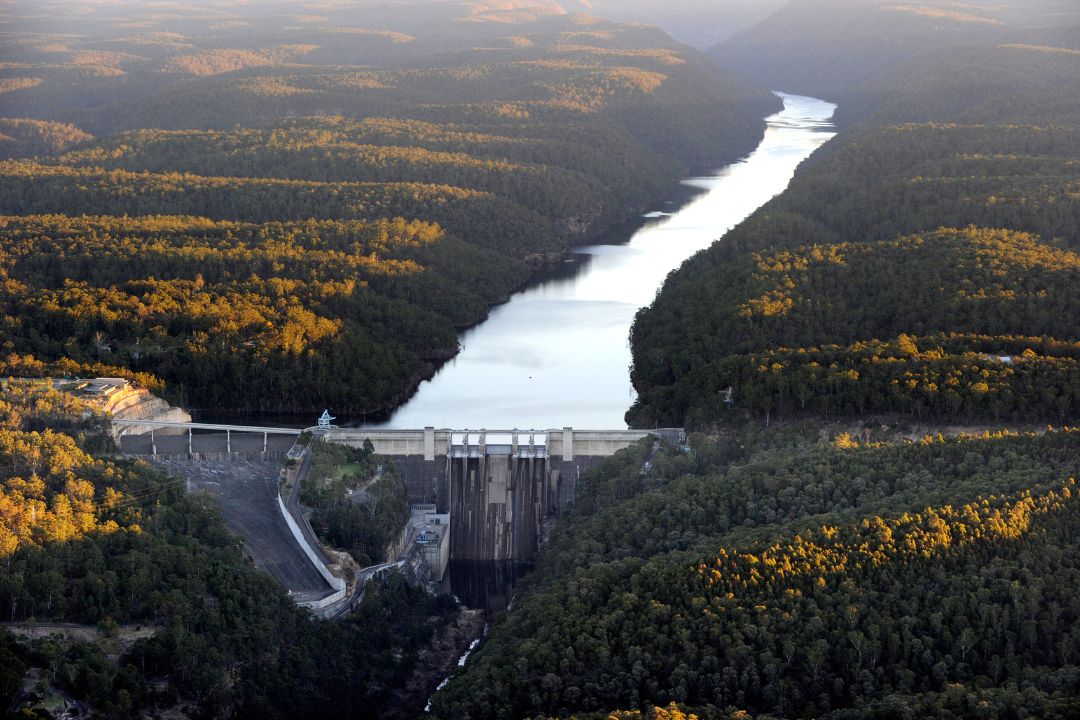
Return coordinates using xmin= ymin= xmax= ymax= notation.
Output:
xmin=377 ymin=92 xmax=838 ymax=431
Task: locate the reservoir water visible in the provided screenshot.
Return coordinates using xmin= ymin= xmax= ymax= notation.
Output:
xmin=379 ymin=93 xmax=837 ymax=430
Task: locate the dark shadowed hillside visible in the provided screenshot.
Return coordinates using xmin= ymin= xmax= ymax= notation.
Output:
xmin=432 ymin=4 xmax=1080 ymax=719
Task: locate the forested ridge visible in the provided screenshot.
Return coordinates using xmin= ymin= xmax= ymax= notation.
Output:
xmin=632 ymin=228 xmax=1080 ymax=426
xmin=434 ymin=430 xmax=1080 ymax=719
xmin=0 ymin=213 xmax=531 ymax=412
xmin=0 ymin=0 xmax=777 ymax=414
xmin=431 ymin=3 xmax=1080 ymax=720
xmin=0 ymin=380 xmax=459 ymax=718
xmin=630 ymin=3 xmax=1080 ymax=430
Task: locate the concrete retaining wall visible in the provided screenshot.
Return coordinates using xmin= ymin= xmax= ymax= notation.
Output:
xmin=298 ymin=589 xmax=349 ymax=612
xmin=276 ymin=494 xmax=347 ymax=603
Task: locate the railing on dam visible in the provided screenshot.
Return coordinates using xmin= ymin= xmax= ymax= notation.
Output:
xmin=324 ymin=427 xmax=682 ymax=563
xmin=112 ymin=419 xmax=304 ymax=435
xmin=323 ymin=427 xmax=663 ymax=461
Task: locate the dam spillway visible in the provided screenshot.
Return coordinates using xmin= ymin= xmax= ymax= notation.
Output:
xmin=324 ymin=427 xmax=674 ymax=561
xmin=118 ymin=422 xmax=673 ymax=564
xmin=448 ymin=432 xmax=549 ymax=562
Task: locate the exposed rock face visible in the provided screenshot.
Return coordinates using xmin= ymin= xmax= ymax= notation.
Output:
xmin=390 ymin=607 xmax=486 ymax=720
xmin=101 ymin=381 xmax=191 ymax=437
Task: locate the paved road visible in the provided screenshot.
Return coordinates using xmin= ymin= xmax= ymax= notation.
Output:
xmin=286 ymin=445 xmax=334 ymax=567
xmin=148 ymin=457 xmax=333 ymax=602
xmin=328 ymin=559 xmax=406 ymax=618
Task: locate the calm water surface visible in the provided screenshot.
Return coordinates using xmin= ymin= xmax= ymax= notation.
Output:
xmin=378 ymin=93 xmax=836 ymax=430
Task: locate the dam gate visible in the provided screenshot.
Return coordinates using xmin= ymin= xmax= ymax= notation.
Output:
xmin=324 ymin=428 xmax=662 ymax=562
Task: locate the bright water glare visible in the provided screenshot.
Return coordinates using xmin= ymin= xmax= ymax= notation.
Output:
xmin=378 ymin=93 xmax=836 ymax=430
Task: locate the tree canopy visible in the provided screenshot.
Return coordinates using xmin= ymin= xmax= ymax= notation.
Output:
xmin=631 ymin=21 xmax=1080 ymax=430
xmin=0 ymin=1 xmax=776 ymax=415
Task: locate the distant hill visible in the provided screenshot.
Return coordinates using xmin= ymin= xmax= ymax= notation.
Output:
xmin=563 ymin=0 xmax=787 ymax=48
xmin=0 ymin=0 xmax=777 ymax=415
xmin=710 ymin=0 xmax=1080 ymax=113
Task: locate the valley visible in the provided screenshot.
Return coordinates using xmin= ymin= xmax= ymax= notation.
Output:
xmin=2 ymin=1 xmax=1080 ymax=719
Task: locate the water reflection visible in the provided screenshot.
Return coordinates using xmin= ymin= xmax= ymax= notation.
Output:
xmin=378 ymin=93 xmax=837 ymax=430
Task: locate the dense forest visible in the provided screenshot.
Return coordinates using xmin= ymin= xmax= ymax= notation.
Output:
xmin=434 ymin=430 xmax=1080 ymax=719
xmin=302 ymin=440 xmax=409 ymax=567
xmin=0 ymin=0 xmax=777 ymax=414
xmin=427 ymin=3 xmax=1080 ymax=720
xmin=0 ymin=214 xmax=526 ymax=412
xmin=0 ymin=380 xmax=459 ymax=718
xmin=7 ymin=2 xmax=1080 ymax=719
xmin=631 ymin=228 xmax=1080 ymax=427
xmin=630 ymin=6 xmax=1080 ymax=429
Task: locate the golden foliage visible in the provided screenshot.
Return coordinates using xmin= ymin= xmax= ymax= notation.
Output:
xmin=0 ymin=384 xmax=134 ymax=558
xmin=697 ymin=477 xmax=1076 ymax=601
xmin=998 ymin=43 xmax=1080 ymax=57
xmin=881 ymin=4 xmax=1003 ymax=25
xmin=163 ymin=45 xmax=318 ymax=76
xmin=235 ymin=77 xmax=316 ymax=97
xmin=605 ymin=704 xmax=700 ymax=720
xmin=0 ymin=78 xmax=42 ymax=94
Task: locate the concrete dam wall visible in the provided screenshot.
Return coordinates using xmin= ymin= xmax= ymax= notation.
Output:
xmin=119 ymin=422 xmax=677 ymax=569
xmin=324 ymin=428 xmax=669 ymax=562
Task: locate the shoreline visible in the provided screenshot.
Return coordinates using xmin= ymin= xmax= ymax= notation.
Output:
xmin=186 ymin=124 xmax=775 ymax=427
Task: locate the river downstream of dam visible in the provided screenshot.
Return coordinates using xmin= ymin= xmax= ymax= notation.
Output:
xmin=376 ymin=93 xmax=837 ymax=430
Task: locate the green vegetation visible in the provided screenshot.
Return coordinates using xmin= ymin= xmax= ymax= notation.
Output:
xmin=53 ymin=120 xmax=640 ymax=238
xmin=0 ymin=161 xmax=560 ymax=256
xmin=303 ymin=440 xmax=409 ymax=566
xmin=631 ymin=228 xmax=1080 ymax=427
xmin=0 ymin=118 xmax=92 ymax=157
xmin=0 ymin=214 xmax=523 ymax=413
xmin=0 ymin=379 xmax=457 ymax=718
xmin=424 ymin=5 xmax=1080 ymax=720
xmin=433 ymin=431 xmax=1080 ymax=719
xmin=631 ymin=17 xmax=1080 ymax=430
xmin=0 ymin=1 xmax=776 ymax=414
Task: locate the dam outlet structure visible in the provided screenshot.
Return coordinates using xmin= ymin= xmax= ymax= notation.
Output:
xmin=324 ymin=427 xmax=680 ymax=562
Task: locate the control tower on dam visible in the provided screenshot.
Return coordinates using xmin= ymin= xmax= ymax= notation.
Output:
xmin=323 ymin=427 xmax=677 ymax=562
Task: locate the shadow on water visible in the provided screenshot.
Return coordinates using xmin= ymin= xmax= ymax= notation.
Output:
xmin=443 ymin=560 xmax=532 ymax=613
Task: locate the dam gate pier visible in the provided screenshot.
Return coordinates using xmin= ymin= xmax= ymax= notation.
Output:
xmin=117 ymin=420 xmax=679 ymax=582
xmin=325 ymin=428 xmax=668 ymax=562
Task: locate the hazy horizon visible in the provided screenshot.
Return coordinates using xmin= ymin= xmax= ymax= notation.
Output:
xmin=1 ymin=0 xmax=788 ymax=48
